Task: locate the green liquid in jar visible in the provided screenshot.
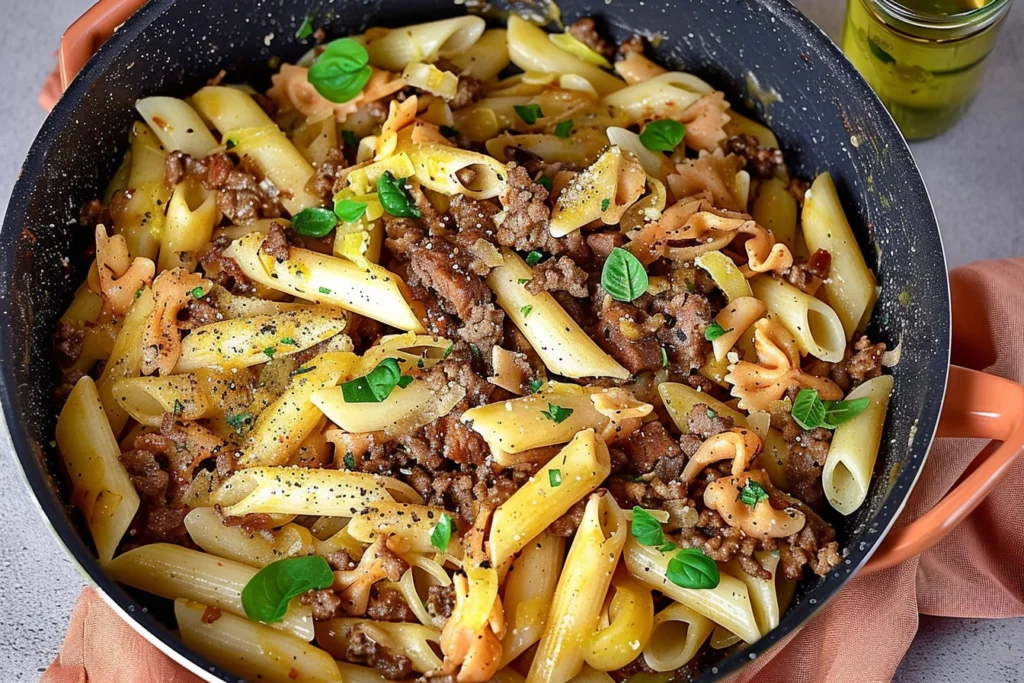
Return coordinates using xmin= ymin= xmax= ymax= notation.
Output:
xmin=842 ymin=0 xmax=1010 ymax=139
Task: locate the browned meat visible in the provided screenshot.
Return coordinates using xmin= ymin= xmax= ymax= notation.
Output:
xmin=503 ymin=147 xmax=581 ymax=185
xmin=54 ymin=369 xmax=86 ymax=405
xmin=448 ymin=195 xmax=500 ymax=236
xmin=426 ymin=585 xmax=455 ymax=621
xmin=311 ymin=147 xmax=347 ymax=200
xmin=783 ymin=513 xmax=842 ymax=578
xmin=337 ymin=624 xmax=412 ymax=680
xmin=178 ymin=296 xmax=221 ymax=330
xmin=771 ymin=407 xmax=831 ymax=510
xmin=830 ymin=334 xmax=886 ymax=392
xmin=686 ymin=403 xmax=735 ymax=440
xmin=596 ymin=301 xmax=665 ymax=375
xmin=54 ymin=321 xmax=84 ymax=366
xmin=548 ymin=498 xmax=587 ymax=537
xmin=788 ymin=177 xmax=810 ymax=205
xmin=567 ymin=17 xmax=614 ymax=59
xmin=251 ymin=92 xmax=279 ymax=119
xmin=585 ymin=231 xmax=625 ymax=269
xmin=449 ymin=74 xmax=484 ymax=109
xmin=120 ymin=448 xmax=170 ymax=501
xmin=786 ymin=248 xmax=832 ymax=293
xmin=497 ymin=164 xmax=553 ymax=251
xmin=616 ymin=34 xmax=646 ymax=59
xmin=621 ymin=421 xmax=681 ymax=475
xmin=302 ymin=588 xmax=342 ymax=620
xmin=324 ymin=549 xmax=355 ymax=571
xmin=259 ymin=222 xmax=292 ymax=262
xmin=164 ymin=151 xmax=282 ymax=224
xmin=726 ymin=134 xmax=786 ymax=179
xmin=197 ymin=236 xmax=257 ymax=295
xmin=79 ymin=198 xmax=112 ymax=229
xmin=366 ymin=586 xmax=416 ymax=623
xmin=676 ymin=506 xmax=775 ymax=580
xmin=525 ymin=256 xmax=589 ymax=298
xmin=653 ymin=292 xmax=716 ymax=376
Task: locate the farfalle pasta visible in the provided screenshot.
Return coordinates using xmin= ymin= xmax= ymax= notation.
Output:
xmin=52 ymin=11 xmax=892 ymax=682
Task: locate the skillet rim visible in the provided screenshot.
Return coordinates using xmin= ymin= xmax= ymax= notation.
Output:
xmin=0 ymin=0 xmax=950 ymax=680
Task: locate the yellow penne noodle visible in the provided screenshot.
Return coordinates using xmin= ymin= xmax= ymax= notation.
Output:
xmin=507 ymin=16 xmax=624 ymax=96
xmin=500 ymin=531 xmax=566 ymax=667
xmin=487 ymin=129 xmax=609 ymax=167
xmin=695 ymin=250 xmax=753 ymax=301
xmin=96 ymin=287 xmax=155 ymax=437
xmin=585 ymin=572 xmax=655 ymax=671
xmin=312 ymin=377 xmax=465 ymax=438
xmin=726 ymin=550 xmax=782 ymax=636
xmin=462 ymin=383 xmax=650 ymax=454
xmin=191 ymin=86 xmax=319 ymax=213
xmin=290 ymin=110 xmax=338 ymax=167
xmin=606 ymin=127 xmax=674 ymax=182
xmin=802 ymin=172 xmax=878 ymax=337
xmin=569 ymin=667 xmax=615 ymax=683
xmin=316 ymin=618 xmax=443 ymax=673
xmin=174 ymin=308 xmax=348 ymax=372
xmin=334 ymin=662 xmax=396 ymax=683
xmin=642 ymin=602 xmax=715 ymax=672
xmin=822 ymin=374 xmax=894 ymax=514
xmin=624 ymin=539 xmax=760 ymax=645
xmin=346 ymin=501 xmax=455 ymax=553
xmin=398 ymin=138 xmax=509 ymax=200
xmin=55 ymin=376 xmax=140 ymax=566
xmin=490 ymin=429 xmax=611 ymax=567
xmin=710 ymin=625 xmax=742 ymax=649
xmin=753 ymin=177 xmax=798 ymax=251
xmin=447 ymin=28 xmax=509 ymax=82
xmin=528 ymin=493 xmax=627 ymax=683
xmin=159 ymin=178 xmax=220 ymax=271
xmin=750 ymin=275 xmax=847 ymax=363
xmin=239 ymin=352 xmax=360 ymax=466
xmin=365 ymin=16 xmax=486 ymax=71
xmin=218 ymin=466 xmax=417 ymax=517
xmin=136 ymin=96 xmax=220 ymax=157
xmin=601 ymin=72 xmax=712 ymax=122
xmin=488 ymin=249 xmax=628 ymax=379
xmin=224 ymin=232 xmax=425 ymax=332
xmin=722 ymin=110 xmax=780 ymax=149
xmin=107 ymin=544 xmax=314 ymax=640
xmin=711 ymin=296 xmax=767 ymax=362
xmin=113 ymin=373 xmax=209 ymax=426
xmin=116 ymin=122 xmax=167 ymax=261
xmin=175 ymin=599 xmax=341 ymax=682
xmin=549 ymin=146 xmax=646 ymax=238
xmin=184 ymin=507 xmax=314 ymax=567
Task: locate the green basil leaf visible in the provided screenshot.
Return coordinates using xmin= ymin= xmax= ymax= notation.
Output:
xmin=335 ymin=199 xmax=368 ymax=223
xmin=660 ymin=346 xmax=669 ymax=368
xmin=377 ymin=171 xmax=421 ymax=218
xmin=791 ymin=389 xmax=826 ymax=430
xmin=704 ymin=322 xmax=731 ymax=341
xmin=554 ymin=120 xmax=573 ymax=138
xmin=639 ymin=119 xmax=686 ymax=153
xmin=537 ymin=175 xmax=553 ymax=191
xmin=529 ymin=379 xmax=544 ymax=394
xmin=341 ymin=358 xmax=411 ymax=403
xmin=173 ymin=399 xmax=184 ymax=416
xmin=521 ymin=304 xmax=534 ymax=318
xmin=821 ymin=396 xmax=872 ymax=429
xmin=308 ymin=61 xmax=372 ymax=103
xmin=549 ymin=469 xmax=563 ymax=487
xmin=513 ymin=103 xmax=543 ymax=125
xmin=739 ymin=480 xmax=769 ymax=507
xmin=241 ymin=556 xmax=334 ymax=623
xmin=525 ymin=251 xmax=544 ymax=267
xmin=263 ymin=346 xmax=277 ymax=358
xmin=666 ymin=547 xmax=720 ymax=590
xmin=601 ymin=247 xmax=649 ymax=302
xmin=442 ymin=343 xmax=454 ymax=359
xmin=430 ymin=513 xmax=454 ymax=552
xmin=541 ymin=403 xmax=573 ymax=424
xmin=600 ymin=198 xmax=611 ymax=212
xmin=630 ymin=507 xmax=670 ymax=548
xmin=320 ymin=37 xmax=370 ymax=71
xmin=280 ymin=337 xmax=297 ymax=346
xmin=292 ymin=207 xmax=338 ymax=238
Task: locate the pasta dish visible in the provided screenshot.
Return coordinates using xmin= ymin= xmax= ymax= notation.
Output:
xmin=53 ymin=12 xmax=892 ymax=683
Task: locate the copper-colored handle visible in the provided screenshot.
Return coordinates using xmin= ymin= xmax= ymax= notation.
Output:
xmin=58 ymin=0 xmax=148 ymax=91
xmin=860 ymin=365 xmax=1024 ymax=575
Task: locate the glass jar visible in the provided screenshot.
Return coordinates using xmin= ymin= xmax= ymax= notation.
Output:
xmin=842 ymin=0 xmax=1013 ymax=140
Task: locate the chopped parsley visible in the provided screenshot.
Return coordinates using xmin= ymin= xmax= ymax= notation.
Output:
xmin=549 ymin=469 xmax=563 ymax=487
xmin=541 ymin=403 xmax=573 ymax=424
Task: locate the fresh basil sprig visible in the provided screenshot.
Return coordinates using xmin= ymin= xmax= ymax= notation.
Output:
xmin=639 ymin=119 xmax=685 ymax=153
xmin=601 ymin=247 xmax=649 ymax=302
xmin=631 ymin=507 xmax=675 ymax=552
xmin=377 ymin=171 xmax=421 ymax=219
xmin=791 ymin=389 xmax=871 ymax=430
xmin=291 ymin=207 xmax=338 ymax=237
xmin=666 ymin=547 xmax=720 ymax=590
xmin=335 ymin=199 xmax=368 ymax=223
xmin=341 ymin=358 xmax=413 ymax=403
xmin=307 ymin=38 xmax=372 ymax=103
xmin=241 ymin=555 xmax=334 ymax=623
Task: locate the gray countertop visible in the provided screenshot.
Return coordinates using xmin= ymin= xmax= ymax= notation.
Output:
xmin=0 ymin=1 xmax=1021 ymax=681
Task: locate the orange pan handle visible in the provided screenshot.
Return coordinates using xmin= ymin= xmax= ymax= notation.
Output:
xmin=861 ymin=364 xmax=1024 ymax=575
xmin=39 ymin=0 xmax=148 ymax=110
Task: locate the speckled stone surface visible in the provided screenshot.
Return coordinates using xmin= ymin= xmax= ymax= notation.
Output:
xmin=0 ymin=0 xmax=1020 ymax=681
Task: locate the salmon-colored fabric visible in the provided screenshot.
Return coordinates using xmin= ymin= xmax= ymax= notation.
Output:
xmin=42 ymin=259 xmax=1024 ymax=682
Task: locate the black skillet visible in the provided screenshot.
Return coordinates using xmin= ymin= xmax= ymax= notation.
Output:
xmin=5 ymin=0 xmax=1024 ymax=680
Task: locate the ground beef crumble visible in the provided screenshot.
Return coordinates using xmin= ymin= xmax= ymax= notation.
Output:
xmin=567 ymin=17 xmax=615 ymax=59
xmin=336 ymin=624 xmax=413 ymax=680
xmin=726 ymin=133 xmax=786 ymax=179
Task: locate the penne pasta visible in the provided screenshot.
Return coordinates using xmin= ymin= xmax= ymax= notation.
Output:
xmin=159 ymin=178 xmax=220 ymax=272
xmin=822 ymin=374 xmax=894 ymax=514
xmin=507 ymin=16 xmax=624 ymax=96
xmin=488 ymin=249 xmax=628 ymax=380
xmin=95 ymin=287 xmax=155 ymax=436
xmin=175 ymin=599 xmax=341 ymax=682
xmin=312 ymin=376 xmax=465 ymax=438
xmin=116 ymin=122 xmax=168 ymax=261
xmin=642 ymin=602 xmax=715 ymax=672
xmin=447 ymin=28 xmax=510 ymax=82
xmin=490 ymin=429 xmax=612 ymax=567
xmin=365 ymin=16 xmax=486 ymax=71
xmin=316 ymin=618 xmax=443 ymax=673
xmin=346 ymin=501 xmax=456 ymax=554
xmin=750 ymin=275 xmax=847 ymax=363
xmin=624 ymin=539 xmax=761 ymax=645
xmin=136 ymin=96 xmax=220 ymax=157
xmin=726 ymin=550 xmax=782 ymax=636
xmin=528 ymin=493 xmax=627 ymax=683
xmin=224 ymin=232 xmax=425 ymax=333
xmin=753 ymin=177 xmax=798 ymax=251
xmin=499 ymin=531 xmax=566 ymax=667
xmin=107 ymin=544 xmax=314 ymax=640
xmin=184 ymin=507 xmax=315 ymax=567
xmin=801 ymin=172 xmax=878 ymax=337
xmin=585 ymin=572 xmax=655 ymax=671
xmin=602 ymin=72 xmax=712 ymax=122
xmin=55 ymin=376 xmax=140 ymax=565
